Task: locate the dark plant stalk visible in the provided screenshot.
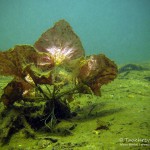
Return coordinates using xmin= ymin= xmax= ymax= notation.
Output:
xmin=36 ymin=84 xmax=50 ymax=100
xmin=55 ymin=84 xmax=81 ymax=100
xmin=45 ymin=84 xmax=52 ymax=97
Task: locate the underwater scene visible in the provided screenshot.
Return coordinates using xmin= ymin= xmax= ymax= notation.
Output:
xmin=0 ymin=0 xmax=150 ymax=150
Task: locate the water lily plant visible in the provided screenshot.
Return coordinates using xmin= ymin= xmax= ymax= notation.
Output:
xmin=0 ymin=20 xmax=117 ymax=143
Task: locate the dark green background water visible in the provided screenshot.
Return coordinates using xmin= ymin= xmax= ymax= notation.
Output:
xmin=0 ymin=0 xmax=150 ymax=64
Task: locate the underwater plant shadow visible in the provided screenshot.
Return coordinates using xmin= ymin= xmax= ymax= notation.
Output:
xmin=73 ymin=101 xmax=124 ymax=122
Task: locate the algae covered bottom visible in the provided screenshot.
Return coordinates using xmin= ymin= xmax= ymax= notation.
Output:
xmin=0 ymin=62 xmax=150 ymax=149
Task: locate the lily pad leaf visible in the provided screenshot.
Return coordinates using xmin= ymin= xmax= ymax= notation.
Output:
xmin=78 ymin=54 xmax=118 ymax=96
xmin=34 ymin=20 xmax=85 ymax=65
